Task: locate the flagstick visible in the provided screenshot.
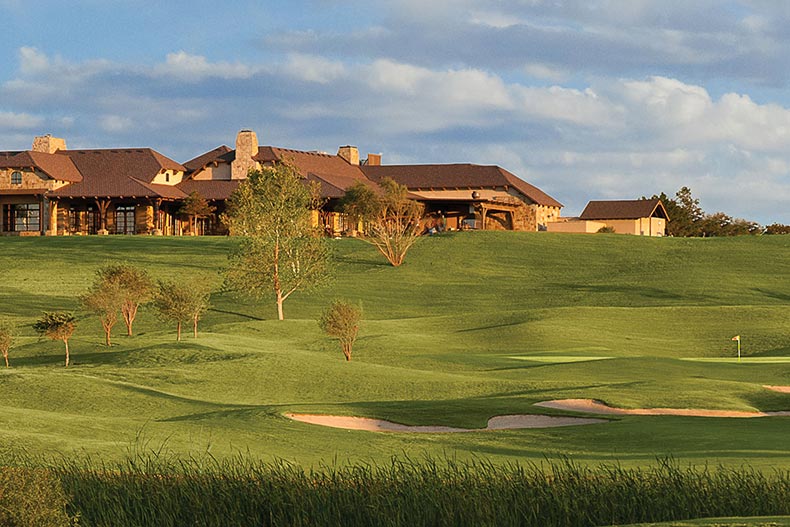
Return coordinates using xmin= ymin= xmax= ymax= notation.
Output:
xmin=737 ymin=339 xmax=741 ymax=363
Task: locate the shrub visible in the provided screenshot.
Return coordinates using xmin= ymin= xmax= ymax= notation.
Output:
xmin=597 ymin=225 xmax=615 ymax=233
xmin=318 ymin=300 xmax=361 ymax=361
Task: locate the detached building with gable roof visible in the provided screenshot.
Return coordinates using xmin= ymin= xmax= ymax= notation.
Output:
xmin=547 ymin=198 xmax=669 ymax=236
xmin=1 ymin=129 xmax=563 ymax=236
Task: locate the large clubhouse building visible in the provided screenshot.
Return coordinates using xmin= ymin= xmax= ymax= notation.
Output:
xmin=0 ymin=130 xmax=563 ymax=236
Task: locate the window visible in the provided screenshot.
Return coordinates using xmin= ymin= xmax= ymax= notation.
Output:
xmin=165 ymin=173 xmax=170 ymax=183
xmin=3 ymin=203 xmax=40 ymax=232
xmin=115 ymin=205 xmax=135 ymax=235
xmin=11 ymin=171 xmax=22 ymax=185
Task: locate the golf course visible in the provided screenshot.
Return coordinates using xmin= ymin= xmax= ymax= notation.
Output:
xmin=0 ymin=231 xmax=787 ymax=468
xmin=0 ymin=232 xmax=788 ymax=525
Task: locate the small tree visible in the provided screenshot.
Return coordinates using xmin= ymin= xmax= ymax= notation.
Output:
xmin=223 ymin=163 xmax=331 ymax=320
xmin=154 ymin=280 xmax=210 ymax=341
xmin=0 ymin=321 xmax=13 ymax=368
xmin=98 ymin=264 xmax=153 ymax=337
xmin=341 ymin=177 xmax=424 ymax=267
xmin=178 ymin=191 xmax=216 ymax=236
xmin=81 ymin=276 xmax=122 ymax=346
xmin=318 ymin=300 xmax=361 ymax=361
xmin=33 ymin=312 xmax=76 ymax=367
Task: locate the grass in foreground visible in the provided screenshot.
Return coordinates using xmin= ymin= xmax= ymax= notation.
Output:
xmin=3 ymin=456 xmax=787 ymax=527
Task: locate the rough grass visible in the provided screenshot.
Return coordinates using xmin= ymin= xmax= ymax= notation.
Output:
xmin=0 ymin=233 xmax=788 ymax=469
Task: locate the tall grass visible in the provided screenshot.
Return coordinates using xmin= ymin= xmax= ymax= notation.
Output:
xmin=22 ymin=454 xmax=787 ymax=527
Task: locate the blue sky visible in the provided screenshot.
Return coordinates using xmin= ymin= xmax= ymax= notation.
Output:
xmin=1 ymin=0 xmax=789 ymax=224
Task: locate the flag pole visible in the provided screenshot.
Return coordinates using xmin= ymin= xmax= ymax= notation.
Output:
xmin=737 ymin=338 xmax=741 ymax=363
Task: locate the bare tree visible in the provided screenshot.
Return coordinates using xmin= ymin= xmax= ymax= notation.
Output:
xmin=154 ymin=280 xmax=210 ymax=341
xmin=222 ymin=163 xmax=330 ymax=320
xmin=318 ymin=300 xmax=361 ymax=361
xmin=341 ymin=178 xmax=424 ymax=267
xmin=98 ymin=264 xmax=153 ymax=337
xmin=0 ymin=321 xmax=13 ymax=368
xmin=33 ymin=312 xmax=76 ymax=367
xmin=81 ymin=275 xmax=122 ymax=346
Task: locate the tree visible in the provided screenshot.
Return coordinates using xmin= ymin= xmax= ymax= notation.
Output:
xmin=765 ymin=223 xmax=790 ymax=235
xmin=98 ymin=264 xmax=153 ymax=336
xmin=0 ymin=321 xmax=13 ymax=368
xmin=33 ymin=312 xmax=76 ymax=367
xmin=154 ymin=280 xmax=211 ymax=341
xmin=318 ymin=300 xmax=361 ymax=361
xmin=80 ymin=273 xmax=123 ymax=346
xmin=178 ymin=191 xmax=216 ymax=236
xmin=341 ymin=177 xmax=424 ymax=267
xmin=222 ymin=163 xmax=331 ymax=320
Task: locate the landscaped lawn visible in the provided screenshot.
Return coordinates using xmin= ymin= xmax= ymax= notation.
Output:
xmin=0 ymin=232 xmax=788 ymax=468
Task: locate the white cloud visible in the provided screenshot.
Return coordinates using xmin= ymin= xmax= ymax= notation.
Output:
xmin=283 ymin=53 xmax=346 ymax=84
xmin=153 ymin=51 xmax=257 ymax=81
xmin=99 ymin=114 xmax=133 ymax=133
xmin=0 ymin=110 xmax=44 ymax=129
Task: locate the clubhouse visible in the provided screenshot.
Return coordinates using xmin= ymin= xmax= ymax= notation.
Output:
xmin=0 ymin=130 xmax=563 ymax=236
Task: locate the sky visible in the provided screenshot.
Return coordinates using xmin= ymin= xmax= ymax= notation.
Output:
xmin=1 ymin=0 xmax=789 ymax=224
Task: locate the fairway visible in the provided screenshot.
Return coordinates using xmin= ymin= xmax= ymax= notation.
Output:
xmin=0 ymin=232 xmax=788 ymax=469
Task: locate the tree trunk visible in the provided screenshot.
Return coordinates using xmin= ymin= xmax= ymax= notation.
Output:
xmin=123 ymin=303 xmax=137 ymax=336
xmin=3 ymin=353 xmax=8 ymax=368
xmin=64 ymin=339 xmax=70 ymax=367
xmin=193 ymin=316 xmax=198 ymax=338
xmin=104 ymin=324 xmax=112 ymax=346
xmin=343 ymin=344 xmax=352 ymax=361
xmin=276 ymin=293 xmax=284 ymax=321
xmin=176 ymin=321 xmax=182 ymax=341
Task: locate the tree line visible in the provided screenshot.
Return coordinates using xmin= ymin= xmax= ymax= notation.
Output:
xmin=648 ymin=187 xmax=789 ymax=237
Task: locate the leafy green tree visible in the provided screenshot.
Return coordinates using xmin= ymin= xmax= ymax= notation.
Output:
xmin=33 ymin=312 xmax=76 ymax=367
xmin=178 ymin=191 xmax=216 ymax=235
xmin=319 ymin=300 xmax=361 ymax=361
xmin=98 ymin=264 xmax=153 ymax=336
xmin=223 ymin=163 xmax=331 ymax=320
xmin=341 ymin=177 xmax=424 ymax=267
xmin=81 ymin=273 xmax=123 ymax=346
xmin=154 ymin=280 xmax=211 ymax=341
xmin=0 ymin=321 xmax=13 ymax=368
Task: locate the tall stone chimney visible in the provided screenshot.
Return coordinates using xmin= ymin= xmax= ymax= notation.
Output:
xmin=231 ymin=129 xmax=259 ymax=179
xmin=337 ymin=145 xmax=359 ymax=165
xmin=32 ymin=134 xmax=67 ymax=154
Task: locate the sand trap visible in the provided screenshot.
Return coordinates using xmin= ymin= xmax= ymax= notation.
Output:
xmin=764 ymin=385 xmax=790 ymax=394
xmin=284 ymin=413 xmax=607 ymax=433
xmin=535 ymin=399 xmax=790 ymax=418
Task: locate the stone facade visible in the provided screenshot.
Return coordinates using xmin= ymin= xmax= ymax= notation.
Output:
xmin=231 ymin=130 xmax=259 ymax=179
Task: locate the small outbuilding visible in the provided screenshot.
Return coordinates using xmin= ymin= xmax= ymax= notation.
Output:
xmin=548 ymin=198 xmax=669 ymax=236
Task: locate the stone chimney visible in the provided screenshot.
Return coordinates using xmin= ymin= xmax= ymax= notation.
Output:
xmin=231 ymin=129 xmax=259 ymax=179
xmin=337 ymin=145 xmax=359 ymax=165
xmin=32 ymin=134 xmax=67 ymax=154
xmin=365 ymin=153 xmax=382 ymax=166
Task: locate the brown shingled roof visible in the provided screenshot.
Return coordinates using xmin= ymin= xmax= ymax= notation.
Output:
xmin=256 ymin=147 xmax=367 ymax=180
xmin=183 ymin=145 xmax=233 ymax=173
xmin=362 ymin=164 xmax=563 ymax=208
xmin=50 ymin=148 xmax=185 ymax=199
xmin=177 ymin=179 xmax=241 ymax=201
xmin=579 ymin=199 xmax=669 ymax=220
xmin=0 ymin=150 xmax=82 ymax=182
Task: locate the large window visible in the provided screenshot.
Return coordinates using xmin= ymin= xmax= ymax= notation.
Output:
xmin=115 ymin=205 xmax=135 ymax=235
xmin=11 ymin=171 xmax=22 ymax=185
xmin=2 ymin=203 xmax=40 ymax=232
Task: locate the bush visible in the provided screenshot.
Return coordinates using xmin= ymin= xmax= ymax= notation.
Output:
xmin=597 ymin=225 xmax=615 ymax=233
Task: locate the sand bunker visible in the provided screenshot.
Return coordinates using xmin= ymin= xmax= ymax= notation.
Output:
xmin=284 ymin=413 xmax=607 ymax=433
xmin=764 ymin=385 xmax=790 ymax=394
xmin=535 ymin=399 xmax=790 ymax=418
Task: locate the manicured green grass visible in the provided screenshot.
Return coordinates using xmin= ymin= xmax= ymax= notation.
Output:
xmin=0 ymin=232 xmax=788 ymax=469
xmin=617 ymin=518 xmax=790 ymax=527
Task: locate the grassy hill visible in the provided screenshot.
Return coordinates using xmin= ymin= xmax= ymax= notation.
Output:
xmin=0 ymin=232 xmax=788 ymax=468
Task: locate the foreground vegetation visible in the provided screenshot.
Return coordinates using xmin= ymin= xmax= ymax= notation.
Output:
xmin=0 ymin=233 xmax=787 ymax=471
xmin=2 ymin=456 xmax=788 ymax=527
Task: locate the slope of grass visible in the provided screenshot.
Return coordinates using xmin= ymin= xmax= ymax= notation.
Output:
xmin=0 ymin=232 xmax=788 ymax=468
